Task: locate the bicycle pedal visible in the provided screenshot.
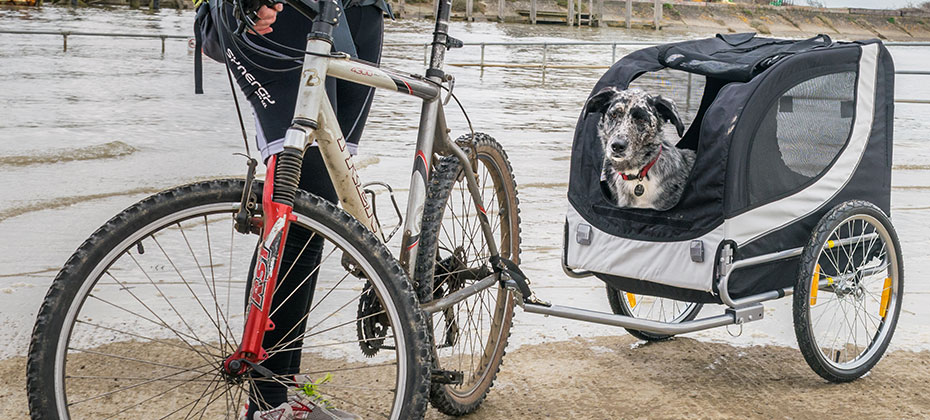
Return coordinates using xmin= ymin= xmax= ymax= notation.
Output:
xmin=431 ymin=368 xmax=464 ymax=385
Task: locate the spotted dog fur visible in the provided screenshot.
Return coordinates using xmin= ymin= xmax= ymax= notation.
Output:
xmin=585 ymin=87 xmax=695 ymax=211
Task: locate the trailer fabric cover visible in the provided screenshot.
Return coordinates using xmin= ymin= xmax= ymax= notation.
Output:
xmin=565 ymin=35 xmax=893 ymax=302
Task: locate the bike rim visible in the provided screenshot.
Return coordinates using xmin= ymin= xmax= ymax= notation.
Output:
xmin=618 ymin=293 xmax=699 ymax=324
xmin=807 ymin=214 xmax=899 ymax=372
xmin=53 ymin=202 xmax=409 ymax=419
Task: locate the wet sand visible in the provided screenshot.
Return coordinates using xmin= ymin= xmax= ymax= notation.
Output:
xmin=3 ymin=334 xmax=929 ymax=419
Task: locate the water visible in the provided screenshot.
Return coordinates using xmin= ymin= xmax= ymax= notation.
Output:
xmin=1 ymin=7 xmax=929 ymax=358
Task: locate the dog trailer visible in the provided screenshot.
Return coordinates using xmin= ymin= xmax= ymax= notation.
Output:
xmin=564 ymin=33 xmax=895 ymax=304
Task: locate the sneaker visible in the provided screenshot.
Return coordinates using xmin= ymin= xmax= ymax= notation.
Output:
xmin=288 ymin=395 xmax=361 ymax=420
xmin=246 ymin=373 xmax=361 ymax=420
xmin=251 ymin=402 xmax=293 ymax=420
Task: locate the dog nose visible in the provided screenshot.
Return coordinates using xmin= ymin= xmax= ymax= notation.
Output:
xmin=610 ymin=142 xmax=626 ymax=154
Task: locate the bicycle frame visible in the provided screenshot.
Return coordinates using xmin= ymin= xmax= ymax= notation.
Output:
xmin=225 ymin=0 xmax=501 ymax=371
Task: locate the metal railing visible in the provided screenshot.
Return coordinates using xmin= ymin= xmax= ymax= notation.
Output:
xmin=0 ymin=29 xmax=189 ymax=53
xmin=2 ymin=29 xmax=929 ymax=104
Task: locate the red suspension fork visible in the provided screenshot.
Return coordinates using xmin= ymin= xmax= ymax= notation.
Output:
xmin=225 ymin=155 xmax=297 ymax=373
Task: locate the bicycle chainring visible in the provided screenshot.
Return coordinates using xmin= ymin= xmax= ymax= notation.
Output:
xmin=357 ymin=284 xmax=391 ymax=357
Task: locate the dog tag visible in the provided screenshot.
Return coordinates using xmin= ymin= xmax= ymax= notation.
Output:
xmin=634 ymin=184 xmax=645 ymax=197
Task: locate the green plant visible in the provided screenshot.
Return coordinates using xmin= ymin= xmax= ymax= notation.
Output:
xmin=888 ymin=17 xmax=896 ymax=24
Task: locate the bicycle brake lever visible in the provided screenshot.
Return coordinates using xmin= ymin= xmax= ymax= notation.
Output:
xmin=233 ymin=0 xmax=282 ymax=36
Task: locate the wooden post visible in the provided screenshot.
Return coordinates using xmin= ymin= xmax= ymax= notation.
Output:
xmin=597 ymin=0 xmax=603 ymax=27
xmin=530 ymin=0 xmax=537 ymax=24
xmin=625 ymin=0 xmax=632 ymax=29
xmin=160 ymin=35 xmax=166 ymax=55
xmin=498 ymin=0 xmax=504 ymax=22
xmin=577 ymin=0 xmax=582 ymax=26
xmin=466 ymin=0 xmax=472 ymax=21
xmin=62 ymin=33 xmax=68 ymax=52
xmin=654 ymin=0 xmax=661 ymax=30
xmin=588 ymin=0 xmax=593 ymax=26
xmin=567 ymin=0 xmax=573 ymax=26
xmin=399 ymin=0 xmax=406 ymax=19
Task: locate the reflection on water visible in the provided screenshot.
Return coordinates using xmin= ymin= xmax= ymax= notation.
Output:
xmin=1 ymin=7 xmax=930 ymax=356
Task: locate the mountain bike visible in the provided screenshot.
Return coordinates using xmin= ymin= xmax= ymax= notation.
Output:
xmin=26 ymin=0 xmax=523 ymax=418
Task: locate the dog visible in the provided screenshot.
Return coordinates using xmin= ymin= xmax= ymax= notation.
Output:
xmin=584 ymin=87 xmax=694 ymax=211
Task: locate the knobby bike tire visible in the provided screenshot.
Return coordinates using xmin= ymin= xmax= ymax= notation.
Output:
xmin=414 ymin=133 xmax=520 ymax=416
xmin=27 ymin=179 xmax=431 ymax=420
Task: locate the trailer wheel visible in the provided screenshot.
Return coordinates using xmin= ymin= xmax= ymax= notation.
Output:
xmin=793 ymin=200 xmax=903 ymax=382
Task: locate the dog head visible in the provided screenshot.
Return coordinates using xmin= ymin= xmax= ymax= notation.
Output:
xmin=584 ymin=87 xmax=685 ymax=173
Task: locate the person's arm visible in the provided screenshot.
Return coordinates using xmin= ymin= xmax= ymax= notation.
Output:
xmin=251 ymin=3 xmax=284 ymax=35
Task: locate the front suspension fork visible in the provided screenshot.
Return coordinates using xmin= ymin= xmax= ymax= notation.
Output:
xmin=224 ymin=153 xmax=300 ymax=375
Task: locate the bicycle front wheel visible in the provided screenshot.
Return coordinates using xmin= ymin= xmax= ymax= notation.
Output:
xmin=27 ymin=179 xmax=430 ymax=420
xmin=415 ymin=133 xmax=520 ymax=416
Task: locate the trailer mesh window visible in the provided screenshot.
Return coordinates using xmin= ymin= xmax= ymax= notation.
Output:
xmin=748 ymin=72 xmax=856 ymax=206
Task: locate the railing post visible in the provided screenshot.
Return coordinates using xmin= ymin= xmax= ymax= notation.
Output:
xmin=612 ymin=43 xmax=617 ymax=63
xmin=424 ymin=43 xmax=429 ymax=66
xmin=480 ymin=44 xmax=485 ymax=73
xmin=596 ymin=0 xmax=603 ymax=27
xmin=542 ymin=43 xmax=548 ymax=82
xmin=399 ymin=0 xmax=405 ymax=18
xmin=530 ymin=0 xmax=537 ymax=24
xmin=160 ymin=35 xmax=166 ymax=55
xmin=498 ymin=0 xmax=504 ymax=22
xmin=686 ymin=72 xmax=692 ymax=112
xmin=567 ymin=0 xmax=573 ymax=26
xmin=654 ymin=0 xmax=661 ymax=30
xmin=62 ymin=32 xmax=68 ymax=52
xmin=466 ymin=0 xmax=473 ymax=21
xmin=625 ymin=0 xmax=632 ymax=29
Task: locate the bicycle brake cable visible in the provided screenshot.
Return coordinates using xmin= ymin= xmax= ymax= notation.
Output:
xmin=421 ymin=76 xmax=476 ymax=142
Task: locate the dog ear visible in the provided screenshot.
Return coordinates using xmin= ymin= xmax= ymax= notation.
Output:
xmin=584 ymin=87 xmax=618 ymax=117
xmin=649 ymin=95 xmax=685 ymax=138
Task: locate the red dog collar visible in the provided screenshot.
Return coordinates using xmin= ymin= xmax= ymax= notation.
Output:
xmin=619 ymin=147 xmax=662 ymax=181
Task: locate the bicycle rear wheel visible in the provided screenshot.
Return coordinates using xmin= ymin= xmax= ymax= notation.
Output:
xmin=415 ymin=133 xmax=519 ymax=416
xmin=27 ymin=179 xmax=430 ymax=420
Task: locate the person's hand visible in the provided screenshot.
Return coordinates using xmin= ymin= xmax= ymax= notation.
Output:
xmin=251 ymin=3 xmax=283 ymax=35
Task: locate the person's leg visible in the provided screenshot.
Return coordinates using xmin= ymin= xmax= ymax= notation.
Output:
xmin=216 ymin=6 xmax=325 ymax=415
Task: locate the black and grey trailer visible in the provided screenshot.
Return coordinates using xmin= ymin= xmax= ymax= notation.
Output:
xmin=536 ymin=33 xmax=902 ymax=382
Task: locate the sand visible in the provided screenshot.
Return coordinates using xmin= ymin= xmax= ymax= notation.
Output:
xmin=3 ymin=334 xmax=928 ymax=419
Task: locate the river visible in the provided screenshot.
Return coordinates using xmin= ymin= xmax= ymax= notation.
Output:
xmin=1 ymin=7 xmax=929 ymax=360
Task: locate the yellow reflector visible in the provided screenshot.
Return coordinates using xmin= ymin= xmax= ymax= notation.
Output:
xmin=827 ymin=240 xmax=835 ymax=249
xmin=880 ymin=277 xmax=892 ymax=319
xmin=626 ymin=293 xmax=637 ymax=309
xmin=810 ymin=264 xmax=821 ymax=305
